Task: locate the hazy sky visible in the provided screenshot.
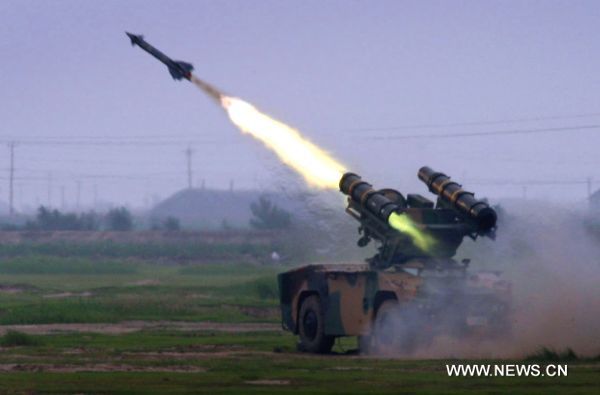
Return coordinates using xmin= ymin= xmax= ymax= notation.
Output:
xmin=1 ymin=0 xmax=599 ymax=211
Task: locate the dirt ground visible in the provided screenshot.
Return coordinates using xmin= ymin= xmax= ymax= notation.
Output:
xmin=0 ymin=363 xmax=208 ymax=373
xmin=0 ymin=321 xmax=280 ymax=335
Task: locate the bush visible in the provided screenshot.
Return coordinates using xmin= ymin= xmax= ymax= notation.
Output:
xmin=150 ymin=216 xmax=181 ymax=231
xmin=0 ymin=330 xmax=41 ymax=347
xmin=163 ymin=217 xmax=180 ymax=231
xmin=105 ymin=207 xmax=133 ymax=231
xmin=26 ymin=206 xmax=100 ymax=231
xmin=525 ymin=347 xmax=579 ymax=361
xmin=249 ymin=196 xmax=292 ymax=230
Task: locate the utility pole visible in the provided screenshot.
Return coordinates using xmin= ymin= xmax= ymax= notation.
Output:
xmin=587 ymin=177 xmax=592 ymax=200
xmin=47 ymin=172 xmax=53 ymax=207
xmin=18 ymin=184 xmax=23 ymax=212
xmin=93 ymin=184 xmax=98 ymax=208
xmin=60 ymin=186 xmax=66 ymax=210
xmin=185 ymin=145 xmax=193 ymax=189
xmin=7 ymin=142 xmax=15 ymax=216
xmin=76 ymin=180 xmax=82 ymax=210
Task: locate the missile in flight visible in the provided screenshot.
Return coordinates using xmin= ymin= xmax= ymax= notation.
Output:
xmin=126 ymin=32 xmax=193 ymax=81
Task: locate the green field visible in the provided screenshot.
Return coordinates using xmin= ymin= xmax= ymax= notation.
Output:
xmin=0 ymin=257 xmax=280 ymax=325
xmin=0 ymin=239 xmax=597 ymax=394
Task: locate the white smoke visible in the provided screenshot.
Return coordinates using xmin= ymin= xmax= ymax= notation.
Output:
xmin=371 ymin=200 xmax=600 ymax=359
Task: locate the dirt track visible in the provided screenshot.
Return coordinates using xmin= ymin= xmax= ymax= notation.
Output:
xmin=0 ymin=321 xmax=281 ymax=335
xmin=0 ymin=363 xmax=208 ymax=373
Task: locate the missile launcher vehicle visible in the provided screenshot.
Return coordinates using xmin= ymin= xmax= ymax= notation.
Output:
xmin=278 ymin=166 xmax=511 ymax=354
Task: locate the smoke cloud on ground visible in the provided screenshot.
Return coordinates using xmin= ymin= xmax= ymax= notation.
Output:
xmin=375 ymin=200 xmax=600 ymax=359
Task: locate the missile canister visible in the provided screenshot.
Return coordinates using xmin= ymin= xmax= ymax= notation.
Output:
xmin=418 ymin=166 xmax=497 ymax=233
xmin=339 ymin=172 xmax=402 ymax=222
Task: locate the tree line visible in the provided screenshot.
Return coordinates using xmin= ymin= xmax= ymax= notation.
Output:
xmin=0 ymin=196 xmax=293 ymax=232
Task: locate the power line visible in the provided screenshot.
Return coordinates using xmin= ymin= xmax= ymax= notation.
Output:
xmin=0 ymin=133 xmax=223 ymax=141
xmin=0 ymin=139 xmax=235 ymax=147
xmin=12 ymin=168 xmax=183 ymax=177
xmin=466 ymin=179 xmax=589 ymax=186
xmin=467 ymin=178 xmax=596 ymax=200
xmin=15 ymin=155 xmax=254 ymax=167
xmin=0 ymin=174 xmax=181 ymax=182
xmin=3 ymin=123 xmax=595 ymax=147
xmin=367 ymin=124 xmax=600 ymax=140
xmin=346 ymin=111 xmax=600 ymax=132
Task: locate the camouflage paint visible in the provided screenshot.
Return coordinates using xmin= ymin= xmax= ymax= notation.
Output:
xmin=278 ymin=263 xmax=423 ymax=336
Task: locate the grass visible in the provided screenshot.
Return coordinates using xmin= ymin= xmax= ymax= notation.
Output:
xmin=0 ymin=259 xmax=280 ymax=324
xmin=0 ymin=331 xmax=597 ymax=394
xmin=0 ymin=240 xmax=271 ymax=261
xmin=0 ymin=296 xmax=275 ymax=325
xmin=0 ymin=331 xmax=293 ymax=354
xmin=0 ymin=240 xmax=597 ymax=393
xmin=0 ymin=256 xmax=138 ymax=275
xmin=0 ymin=330 xmax=42 ymax=347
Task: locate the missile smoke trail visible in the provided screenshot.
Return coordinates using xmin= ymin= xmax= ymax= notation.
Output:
xmin=191 ymin=76 xmax=222 ymax=103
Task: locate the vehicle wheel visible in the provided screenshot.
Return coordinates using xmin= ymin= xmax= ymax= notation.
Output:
xmin=298 ymin=295 xmax=334 ymax=353
xmin=371 ymin=300 xmax=419 ymax=355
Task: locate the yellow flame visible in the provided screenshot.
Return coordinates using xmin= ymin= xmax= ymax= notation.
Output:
xmin=388 ymin=212 xmax=435 ymax=251
xmin=220 ymin=96 xmax=346 ymax=189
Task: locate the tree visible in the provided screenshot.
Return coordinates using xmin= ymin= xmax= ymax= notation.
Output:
xmin=105 ymin=207 xmax=133 ymax=231
xmin=249 ymin=196 xmax=292 ymax=230
xmin=163 ymin=216 xmax=180 ymax=231
xmin=26 ymin=206 xmax=99 ymax=231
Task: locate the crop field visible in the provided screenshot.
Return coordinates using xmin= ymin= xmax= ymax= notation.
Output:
xmin=0 ymin=237 xmax=598 ymax=394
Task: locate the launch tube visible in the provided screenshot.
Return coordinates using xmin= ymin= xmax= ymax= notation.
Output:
xmin=339 ymin=173 xmax=400 ymax=221
xmin=418 ymin=166 xmax=497 ymax=232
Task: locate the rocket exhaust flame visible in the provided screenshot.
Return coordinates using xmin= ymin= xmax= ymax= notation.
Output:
xmin=191 ymin=73 xmax=345 ymax=189
xmin=219 ymin=96 xmax=346 ymax=189
xmin=388 ymin=212 xmax=435 ymax=252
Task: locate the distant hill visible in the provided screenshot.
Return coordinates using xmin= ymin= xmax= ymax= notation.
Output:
xmin=150 ymin=188 xmax=302 ymax=229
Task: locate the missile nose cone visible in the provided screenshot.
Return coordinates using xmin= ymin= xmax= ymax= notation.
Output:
xmin=125 ymin=32 xmax=140 ymax=46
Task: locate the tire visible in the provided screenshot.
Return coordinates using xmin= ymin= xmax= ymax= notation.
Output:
xmin=298 ymin=295 xmax=334 ymax=353
xmin=371 ymin=299 xmax=419 ymax=355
